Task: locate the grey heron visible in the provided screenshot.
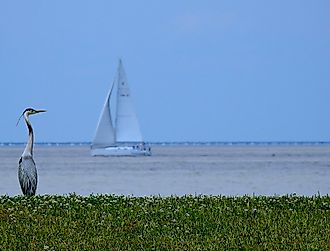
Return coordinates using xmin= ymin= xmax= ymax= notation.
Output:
xmin=17 ymin=108 xmax=46 ymax=195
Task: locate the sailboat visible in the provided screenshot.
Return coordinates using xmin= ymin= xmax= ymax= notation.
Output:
xmin=91 ymin=59 xmax=151 ymax=156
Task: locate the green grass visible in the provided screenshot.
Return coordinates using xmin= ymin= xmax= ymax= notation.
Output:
xmin=0 ymin=194 xmax=329 ymax=250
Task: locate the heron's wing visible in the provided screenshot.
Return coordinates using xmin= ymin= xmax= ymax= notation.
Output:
xmin=18 ymin=156 xmax=38 ymax=195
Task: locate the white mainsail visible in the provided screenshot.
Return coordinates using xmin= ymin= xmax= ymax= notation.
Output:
xmin=91 ymin=81 xmax=115 ymax=148
xmin=115 ymin=59 xmax=143 ymax=143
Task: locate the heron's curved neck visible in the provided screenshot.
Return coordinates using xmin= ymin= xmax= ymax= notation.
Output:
xmin=23 ymin=114 xmax=34 ymax=156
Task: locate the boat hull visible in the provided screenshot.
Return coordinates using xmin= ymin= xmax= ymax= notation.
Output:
xmin=91 ymin=145 xmax=151 ymax=156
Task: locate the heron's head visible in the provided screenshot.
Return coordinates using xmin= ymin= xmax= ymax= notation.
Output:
xmin=23 ymin=108 xmax=47 ymax=116
xmin=16 ymin=108 xmax=47 ymax=126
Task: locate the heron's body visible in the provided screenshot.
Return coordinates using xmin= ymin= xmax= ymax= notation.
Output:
xmin=17 ymin=108 xmax=46 ymax=196
xmin=18 ymin=155 xmax=37 ymax=195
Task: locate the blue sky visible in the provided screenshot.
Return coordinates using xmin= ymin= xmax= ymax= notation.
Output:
xmin=1 ymin=1 xmax=329 ymax=142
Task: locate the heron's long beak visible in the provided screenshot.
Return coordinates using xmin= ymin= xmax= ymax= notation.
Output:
xmin=36 ymin=110 xmax=47 ymax=113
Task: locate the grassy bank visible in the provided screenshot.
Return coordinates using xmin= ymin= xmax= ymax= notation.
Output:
xmin=0 ymin=194 xmax=329 ymax=250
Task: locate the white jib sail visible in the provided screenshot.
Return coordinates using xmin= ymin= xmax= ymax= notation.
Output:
xmin=115 ymin=59 xmax=143 ymax=143
xmin=92 ymin=81 xmax=115 ymax=148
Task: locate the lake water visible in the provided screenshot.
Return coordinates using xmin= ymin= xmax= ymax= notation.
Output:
xmin=1 ymin=144 xmax=329 ymax=196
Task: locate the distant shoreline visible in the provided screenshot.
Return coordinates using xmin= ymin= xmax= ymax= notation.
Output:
xmin=1 ymin=141 xmax=330 ymax=147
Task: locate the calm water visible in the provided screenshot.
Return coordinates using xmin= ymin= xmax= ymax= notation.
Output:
xmin=1 ymin=144 xmax=330 ymax=196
